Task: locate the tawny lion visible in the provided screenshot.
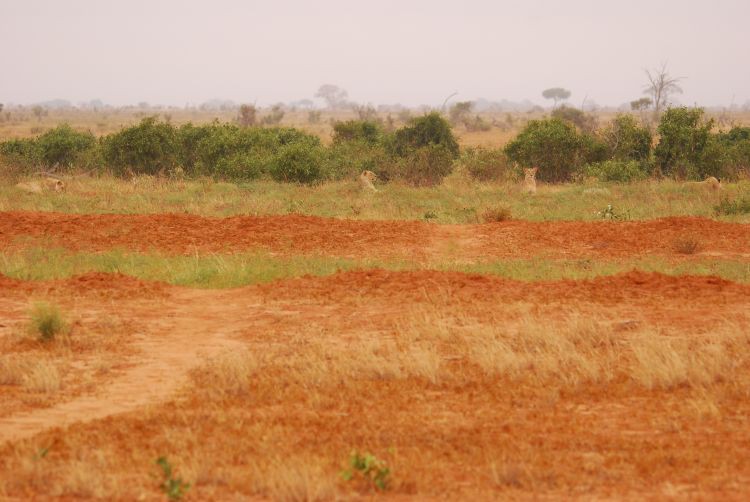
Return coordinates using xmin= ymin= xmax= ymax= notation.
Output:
xmin=686 ymin=176 xmax=721 ymax=192
xmin=522 ymin=167 xmax=538 ymax=194
xmin=359 ymin=170 xmax=379 ymax=192
xmin=15 ymin=177 xmax=66 ymax=194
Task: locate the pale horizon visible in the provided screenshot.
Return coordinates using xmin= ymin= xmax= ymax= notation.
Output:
xmin=2 ymin=0 xmax=749 ymax=109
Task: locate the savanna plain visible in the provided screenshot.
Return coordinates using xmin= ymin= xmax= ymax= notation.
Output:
xmin=1 ymin=105 xmax=750 ymax=500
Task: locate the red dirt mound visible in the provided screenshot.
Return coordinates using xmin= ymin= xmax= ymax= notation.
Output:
xmin=1 ymin=211 xmax=748 ymax=260
xmin=256 ymin=268 xmax=750 ymax=307
xmin=0 ymin=211 xmax=431 ymax=259
xmin=0 ymin=271 xmax=168 ymax=299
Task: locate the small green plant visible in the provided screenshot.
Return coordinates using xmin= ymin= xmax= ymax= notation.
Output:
xmin=341 ymin=451 xmax=390 ymax=491
xmin=423 ymin=210 xmax=438 ymax=220
xmin=156 ymin=456 xmax=190 ymax=500
xmin=597 ymin=204 xmax=630 ymax=221
xmin=29 ymin=302 xmax=68 ymax=342
xmin=714 ymin=196 xmax=750 ymax=215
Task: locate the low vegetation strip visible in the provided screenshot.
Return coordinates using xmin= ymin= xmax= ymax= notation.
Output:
xmin=1 ymin=248 xmax=749 ymax=288
xmin=1 ymin=211 xmax=748 ymax=260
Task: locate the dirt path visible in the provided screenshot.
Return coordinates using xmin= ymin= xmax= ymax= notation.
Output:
xmin=0 ymin=289 xmax=248 ymax=444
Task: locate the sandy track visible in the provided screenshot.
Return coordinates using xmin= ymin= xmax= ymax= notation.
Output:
xmin=1 ymin=211 xmax=749 ymax=260
xmin=0 ymin=287 xmax=247 ymax=444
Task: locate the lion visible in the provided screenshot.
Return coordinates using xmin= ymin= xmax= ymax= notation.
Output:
xmin=686 ymin=176 xmax=721 ymax=192
xmin=359 ymin=170 xmax=379 ymax=192
xmin=15 ymin=177 xmax=65 ymax=194
xmin=522 ymin=167 xmax=538 ymax=194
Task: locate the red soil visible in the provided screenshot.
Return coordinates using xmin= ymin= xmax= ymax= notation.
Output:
xmin=1 ymin=211 xmax=748 ymax=259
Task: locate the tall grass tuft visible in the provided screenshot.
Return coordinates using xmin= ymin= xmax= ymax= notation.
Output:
xmin=29 ymin=302 xmax=68 ymax=342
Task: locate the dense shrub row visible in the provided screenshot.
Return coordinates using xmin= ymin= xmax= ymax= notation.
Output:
xmin=2 ymin=107 xmax=749 ymax=185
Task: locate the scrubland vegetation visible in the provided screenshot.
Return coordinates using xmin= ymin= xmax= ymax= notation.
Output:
xmin=1 ymin=100 xmax=750 ymax=500
xmin=2 ymin=104 xmax=749 ymax=188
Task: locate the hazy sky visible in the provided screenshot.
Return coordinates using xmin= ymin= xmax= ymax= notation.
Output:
xmin=2 ymin=0 xmax=749 ymax=107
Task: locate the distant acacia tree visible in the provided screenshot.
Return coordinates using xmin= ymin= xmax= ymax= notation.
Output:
xmin=643 ymin=62 xmax=683 ymax=118
xmin=542 ymin=88 xmax=571 ymax=108
xmin=237 ymin=104 xmax=257 ymax=127
xmin=315 ymin=84 xmax=349 ymax=109
xmin=630 ymin=97 xmax=652 ymax=111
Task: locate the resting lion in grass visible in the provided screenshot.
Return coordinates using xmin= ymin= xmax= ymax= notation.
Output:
xmin=686 ymin=176 xmax=721 ymax=192
xmin=359 ymin=170 xmax=379 ymax=192
xmin=522 ymin=167 xmax=538 ymax=194
xmin=15 ymin=177 xmax=66 ymax=194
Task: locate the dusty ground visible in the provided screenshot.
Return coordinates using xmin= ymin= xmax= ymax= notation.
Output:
xmin=1 ymin=213 xmax=750 ymax=499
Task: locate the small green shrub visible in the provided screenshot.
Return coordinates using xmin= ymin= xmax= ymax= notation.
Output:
xmin=460 ymin=147 xmax=512 ymax=182
xmin=341 ymin=451 xmax=390 ymax=491
xmin=392 ymin=112 xmax=459 ymax=159
xmin=581 ymin=160 xmax=648 ymax=183
xmin=397 ymin=143 xmax=455 ymax=186
xmin=714 ymin=197 xmax=750 ymax=215
xmin=269 ymin=141 xmax=327 ymax=184
xmin=102 ymin=117 xmax=178 ymax=176
xmin=156 ymin=457 xmax=190 ymax=500
xmin=29 ymin=302 xmax=68 ymax=342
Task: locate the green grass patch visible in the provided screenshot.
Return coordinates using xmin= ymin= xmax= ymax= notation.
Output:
xmin=1 ymin=176 xmax=749 ymax=223
xmin=1 ymin=248 xmax=749 ymax=287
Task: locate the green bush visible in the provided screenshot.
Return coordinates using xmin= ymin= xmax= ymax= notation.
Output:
xmin=460 ymin=147 xmax=512 ymax=182
xmin=269 ymin=141 xmax=327 ymax=184
xmin=714 ymin=126 xmax=750 ymax=179
xmin=580 ymin=159 xmax=648 ymax=183
xmin=391 ymin=112 xmax=459 ymax=159
xmin=102 ymin=116 xmax=179 ymax=175
xmin=36 ymin=124 xmax=97 ymax=168
xmin=654 ymin=107 xmax=713 ymax=179
xmin=504 ymin=118 xmax=592 ymax=182
xmin=180 ymin=124 xmax=322 ymax=181
xmin=396 ymin=143 xmax=455 ymax=186
xmin=332 ymin=120 xmax=384 ymax=145
xmin=0 ymin=137 xmax=40 ymax=170
xmin=601 ymin=115 xmax=652 ymax=161
xmin=177 ymin=122 xmax=217 ymax=174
